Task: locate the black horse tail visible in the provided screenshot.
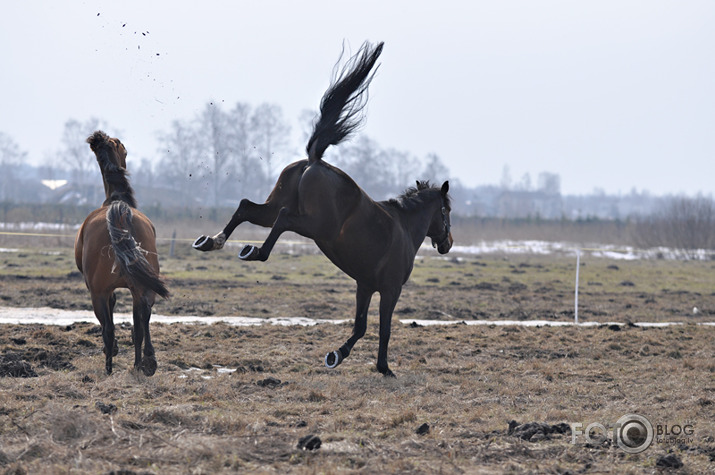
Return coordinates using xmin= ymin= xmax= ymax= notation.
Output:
xmin=106 ymin=201 xmax=169 ymax=299
xmin=306 ymin=41 xmax=384 ymax=164
xmin=87 ymin=130 xmax=137 ymax=208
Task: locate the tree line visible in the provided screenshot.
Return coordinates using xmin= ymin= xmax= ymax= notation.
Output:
xmin=2 ymin=104 xmax=714 ymax=253
xmin=0 ymin=101 xmax=452 ymax=209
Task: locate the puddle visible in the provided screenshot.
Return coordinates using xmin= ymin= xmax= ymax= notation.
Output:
xmin=0 ymin=306 xmax=711 ymax=328
xmin=0 ymin=306 xmax=348 ymax=327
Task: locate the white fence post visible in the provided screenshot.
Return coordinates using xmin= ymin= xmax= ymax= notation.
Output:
xmin=574 ymin=249 xmax=580 ymax=324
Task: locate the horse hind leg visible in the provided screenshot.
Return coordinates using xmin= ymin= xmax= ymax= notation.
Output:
xmin=326 ymin=285 xmax=372 ymax=369
xmin=193 ymin=198 xmax=283 ymax=251
xmin=239 ymin=207 xmax=322 ymax=262
xmin=109 ymin=292 xmax=118 ymax=356
xmin=132 ymin=293 xmax=157 ymax=376
xmin=91 ymin=294 xmax=115 ymax=375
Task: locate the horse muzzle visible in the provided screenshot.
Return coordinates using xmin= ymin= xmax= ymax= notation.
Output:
xmin=432 ymin=232 xmax=453 ymax=254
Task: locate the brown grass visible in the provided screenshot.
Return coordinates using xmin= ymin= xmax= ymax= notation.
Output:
xmin=0 ymin=312 xmax=713 ymax=473
xmin=0 ymin=236 xmax=714 ymax=473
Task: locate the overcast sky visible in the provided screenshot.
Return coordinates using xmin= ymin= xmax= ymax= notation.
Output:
xmin=1 ymin=1 xmax=713 ymax=196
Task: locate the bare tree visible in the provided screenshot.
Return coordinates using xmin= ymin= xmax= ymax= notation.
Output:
xmin=250 ymin=103 xmax=290 ymax=196
xmin=537 ymin=172 xmax=561 ymax=195
xmin=225 ymin=102 xmax=264 ymax=201
xmin=333 ymin=135 xmax=393 ymax=199
xmin=516 ymin=173 xmax=532 ymax=192
xmin=631 ymin=194 xmax=715 ymax=256
xmin=389 ymin=148 xmax=422 ymax=189
xmin=60 ymin=117 xmax=110 ymax=204
xmin=500 ymin=164 xmax=512 ymax=190
xmin=422 ymin=153 xmax=450 ymax=184
xmin=198 ymin=103 xmax=234 ymax=206
xmin=157 ymin=119 xmax=202 ymax=206
xmin=0 ymin=131 xmax=27 ymax=201
xmin=298 ymin=108 xmax=318 ymax=145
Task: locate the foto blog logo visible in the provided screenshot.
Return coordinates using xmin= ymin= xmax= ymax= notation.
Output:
xmin=572 ymin=414 xmax=654 ymax=454
xmin=571 ymin=414 xmax=696 ymax=454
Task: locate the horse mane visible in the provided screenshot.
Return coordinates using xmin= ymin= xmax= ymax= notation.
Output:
xmin=306 ymin=41 xmax=383 ymax=163
xmin=385 ymin=180 xmax=451 ymax=212
xmin=86 ymin=131 xmax=137 ymax=208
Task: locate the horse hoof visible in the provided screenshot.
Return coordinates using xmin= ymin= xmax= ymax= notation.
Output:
xmin=238 ymin=245 xmax=260 ymax=261
xmin=378 ymin=367 xmax=396 ymax=378
xmin=140 ymin=357 xmax=157 ymax=377
xmin=324 ymin=350 xmax=343 ymax=369
xmin=193 ymin=235 xmax=213 ymax=251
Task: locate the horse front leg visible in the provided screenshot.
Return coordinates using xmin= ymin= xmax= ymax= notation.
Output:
xmin=193 ymin=198 xmax=282 ymax=251
xmin=376 ymin=288 xmax=402 ymax=377
xmin=326 ymin=285 xmax=372 ymax=369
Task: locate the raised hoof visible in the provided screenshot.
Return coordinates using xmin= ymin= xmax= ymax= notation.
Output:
xmin=140 ymin=356 xmax=157 ymax=376
xmin=238 ymin=244 xmax=261 ymax=261
xmin=324 ymin=349 xmax=344 ymax=369
xmin=193 ymin=235 xmax=214 ymax=252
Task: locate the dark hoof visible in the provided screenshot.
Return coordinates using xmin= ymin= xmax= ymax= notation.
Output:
xmin=379 ymin=367 xmax=396 ymax=378
xmin=140 ymin=356 xmax=157 ymax=376
xmin=193 ymin=235 xmax=214 ymax=251
xmin=324 ymin=349 xmax=343 ymax=369
xmin=105 ymin=365 xmax=112 ymax=376
xmin=238 ymin=244 xmax=261 ymax=261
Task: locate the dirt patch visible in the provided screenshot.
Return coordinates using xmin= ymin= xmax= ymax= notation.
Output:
xmin=0 ymin=248 xmax=714 ymax=472
xmin=0 ymin=320 xmax=712 ymax=473
xmin=0 ymin=353 xmax=37 ymax=377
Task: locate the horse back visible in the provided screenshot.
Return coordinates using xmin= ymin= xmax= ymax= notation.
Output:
xmin=296 ymin=162 xmax=367 ymax=238
xmin=266 ymin=159 xmax=308 ymax=205
xmin=296 ymin=162 xmax=414 ymax=288
xmin=75 ymin=205 xmax=160 ymax=293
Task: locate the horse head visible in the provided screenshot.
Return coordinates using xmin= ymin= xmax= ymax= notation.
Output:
xmin=427 ymin=181 xmax=453 ymax=254
xmin=87 ymin=131 xmax=128 ymax=172
xmin=86 ymin=130 xmax=136 ymax=208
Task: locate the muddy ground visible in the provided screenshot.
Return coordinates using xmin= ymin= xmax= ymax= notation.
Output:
xmin=0 ymin=242 xmax=714 ymax=473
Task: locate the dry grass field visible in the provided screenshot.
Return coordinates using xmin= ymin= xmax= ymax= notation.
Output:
xmin=1 ymin=230 xmax=714 ymax=473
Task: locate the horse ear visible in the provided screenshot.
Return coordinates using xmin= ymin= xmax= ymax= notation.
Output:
xmin=441 ymin=181 xmax=449 ymax=194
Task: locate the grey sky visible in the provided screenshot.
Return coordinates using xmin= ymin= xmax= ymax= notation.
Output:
xmin=1 ymin=1 xmax=713 ymax=196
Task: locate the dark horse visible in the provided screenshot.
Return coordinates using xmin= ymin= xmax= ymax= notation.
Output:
xmin=193 ymin=42 xmax=452 ymax=376
xmin=75 ymin=131 xmax=169 ymax=375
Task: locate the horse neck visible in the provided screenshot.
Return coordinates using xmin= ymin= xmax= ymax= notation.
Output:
xmin=396 ymin=195 xmax=442 ymax=250
xmin=101 ymin=169 xmax=137 ymax=208
xmin=102 ymin=178 xmax=113 ymax=202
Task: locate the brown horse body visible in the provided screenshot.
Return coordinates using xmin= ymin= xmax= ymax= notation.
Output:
xmin=75 ymin=131 xmax=168 ymax=375
xmin=194 ymin=42 xmax=452 ymax=376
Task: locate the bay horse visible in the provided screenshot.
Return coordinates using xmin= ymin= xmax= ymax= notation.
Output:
xmin=193 ymin=41 xmax=453 ymax=376
xmin=75 ymin=131 xmax=169 ymax=376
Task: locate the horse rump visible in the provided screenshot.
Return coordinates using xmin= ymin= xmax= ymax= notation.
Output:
xmin=106 ymin=201 xmax=169 ymax=299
